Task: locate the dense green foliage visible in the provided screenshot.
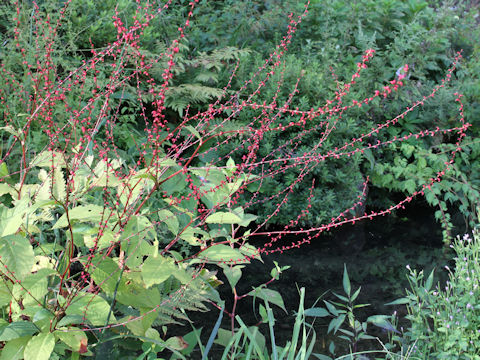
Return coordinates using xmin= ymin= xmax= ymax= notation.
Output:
xmin=1 ymin=0 xmax=478 ymax=232
xmin=0 ymin=0 xmax=478 ymax=359
xmin=114 ymin=0 xmax=480 ymax=233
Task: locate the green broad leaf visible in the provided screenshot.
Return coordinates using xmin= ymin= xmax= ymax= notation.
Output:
xmin=417 ymin=156 xmax=427 ymax=170
xmin=425 ymin=269 xmax=435 ymax=292
xmin=0 ymin=235 xmax=34 ymax=281
xmin=145 ymin=327 xmax=162 ymax=342
xmin=178 ymin=226 xmax=202 ymax=246
xmin=0 ymin=281 xmax=12 ymax=306
xmin=328 ymin=314 xmax=346 ymax=334
xmin=119 ymin=215 xmax=157 ymax=264
xmin=367 ymin=315 xmax=397 ymax=333
xmin=0 ymin=335 xmax=30 ymax=360
xmin=52 ymin=167 xmax=66 ymax=202
xmin=323 ymin=301 xmax=338 ymax=317
xmin=55 ymin=315 xmax=85 ymax=328
xmin=158 ymin=209 xmax=179 ymax=234
xmin=0 ymin=183 xmax=14 ymax=197
xmin=199 ymin=244 xmax=243 ymax=264
xmin=190 ymin=168 xmax=226 ymax=186
xmin=214 ymin=328 xmax=232 ymax=347
xmin=259 ymin=304 xmax=268 ymax=323
xmin=90 ymin=257 xmax=125 ymax=295
xmin=342 ymin=264 xmax=351 ymax=296
xmin=90 ymin=158 xmax=123 ymax=188
xmin=181 ymin=328 xmax=203 ymax=356
xmin=32 ymin=310 xmax=54 ymax=332
xmin=116 ymin=282 xmax=163 ymax=309
xmin=0 ymin=322 xmax=38 ymax=341
xmin=304 ymin=307 xmax=330 ymax=317
xmin=205 ymin=211 xmax=242 ymax=224
xmin=0 ymin=162 xmax=9 ymax=179
xmin=83 ymin=227 xmax=115 ymax=249
xmin=252 ymin=288 xmax=287 ymax=313
xmin=351 ymin=287 xmax=361 ymax=302
xmin=33 ymin=243 xmax=64 ymax=256
xmin=53 ymin=205 xmax=110 ymax=229
xmin=124 ymin=310 xmax=157 ymax=337
xmin=65 ymin=293 xmax=116 ymax=326
xmin=270 ymin=260 xmax=288 ymax=279
xmin=141 ymin=255 xmax=177 ymax=288
xmin=237 ymin=213 xmax=258 ymax=227
xmin=154 ymin=157 xmax=177 ymax=168
xmin=401 ymin=144 xmax=415 ymax=158
xmin=222 ymin=265 xmax=244 ymax=290
xmin=225 ymin=157 xmax=237 ymax=176
xmin=231 ymin=206 xmax=244 ymax=218
xmin=0 ymin=199 xmax=30 ymax=237
xmin=13 ymin=269 xmax=54 ymax=305
xmin=159 ymin=168 xmax=187 ymax=195
xmin=226 ymin=181 xmax=243 ymax=195
xmin=29 ymin=150 xmax=66 ymax=168
xmin=385 ymin=298 xmax=410 ymax=306
xmin=165 ymin=336 xmax=189 ymax=351
xmin=238 ymin=243 xmax=260 ymax=262
xmin=24 ymin=332 xmax=55 ymax=360
xmin=208 ymin=227 xmax=228 ymax=240
xmin=54 ymin=328 xmax=88 ymax=353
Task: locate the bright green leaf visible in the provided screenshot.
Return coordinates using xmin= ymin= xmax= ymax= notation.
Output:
xmin=0 ymin=336 xmax=30 ymax=360
xmin=0 ymin=235 xmax=34 ymax=281
xmin=425 ymin=269 xmax=435 ymax=292
xmin=304 ymin=307 xmax=330 ymax=317
xmin=385 ymin=298 xmax=410 ymax=306
xmin=53 ymin=205 xmax=109 ymax=229
xmin=252 ymin=288 xmax=286 ymax=313
xmin=141 ymin=255 xmax=177 ymax=288
xmin=65 ymin=293 xmax=115 ymax=326
xmin=199 ymin=244 xmax=243 ymax=264
xmin=205 ymin=211 xmax=242 ymax=224
xmin=24 ymin=332 xmax=55 ymax=360
xmin=54 ymin=328 xmax=88 ymax=352
xmin=0 ymin=322 xmax=38 ymax=341
xmin=222 ymin=265 xmax=243 ymax=290
xmin=158 ymin=209 xmax=179 ymax=235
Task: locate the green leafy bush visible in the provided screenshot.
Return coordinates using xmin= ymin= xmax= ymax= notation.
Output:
xmin=0 ymin=0 xmax=476 ymax=358
xmin=391 ymin=227 xmax=480 ymax=358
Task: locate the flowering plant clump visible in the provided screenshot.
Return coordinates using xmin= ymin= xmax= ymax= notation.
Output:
xmin=391 ymin=227 xmax=480 ymax=358
xmin=0 ymin=0 xmax=473 ymax=358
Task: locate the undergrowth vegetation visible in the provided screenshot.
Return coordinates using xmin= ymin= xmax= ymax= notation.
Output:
xmin=0 ymin=0 xmax=478 ymax=359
